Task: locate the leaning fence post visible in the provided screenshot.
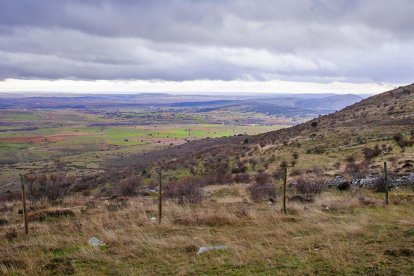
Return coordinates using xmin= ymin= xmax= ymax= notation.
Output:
xmin=283 ymin=167 xmax=287 ymax=215
xmin=20 ymin=174 xmax=28 ymax=235
xmin=158 ymin=170 xmax=162 ymax=224
xmin=384 ymin=162 xmax=389 ymax=205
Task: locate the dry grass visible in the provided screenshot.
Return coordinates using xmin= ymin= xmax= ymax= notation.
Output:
xmin=0 ymin=188 xmax=414 ymax=275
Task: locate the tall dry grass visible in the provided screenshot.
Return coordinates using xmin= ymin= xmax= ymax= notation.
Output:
xmin=0 ymin=188 xmax=413 ymax=275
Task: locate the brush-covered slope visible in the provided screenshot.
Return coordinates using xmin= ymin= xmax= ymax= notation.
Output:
xmin=107 ymin=84 xmax=414 ymax=189
xmin=257 ymin=84 xmax=414 ymax=144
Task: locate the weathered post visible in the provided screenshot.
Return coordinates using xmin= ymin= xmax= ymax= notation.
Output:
xmin=384 ymin=162 xmax=389 ymax=205
xmin=283 ymin=167 xmax=287 ymax=215
xmin=158 ymin=170 xmax=162 ymax=224
xmin=20 ymin=174 xmax=28 ymax=235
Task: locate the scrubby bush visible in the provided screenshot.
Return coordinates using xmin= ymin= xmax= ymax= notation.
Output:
xmin=43 ymin=172 xmax=73 ymax=203
xmin=393 ymin=132 xmax=403 ymax=143
xmin=231 ymin=165 xmax=247 ymax=174
xmin=393 ymin=132 xmax=414 ymax=148
xmin=345 ymin=160 xmax=369 ymax=179
xmin=372 ymin=174 xmax=396 ymax=193
xmin=362 ymin=145 xmax=382 ymax=159
xmin=164 ymin=177 xmax=204 ymax=204
xmin=117 ymin=175 xmax=141 ymax=196
xmin=248 ymin=173 xmax=275 ymax=202
xmin=233 ymin=173 xmax=251 ymax=183
xmin=255 ymin=172 xmax=273 ymax=185
xmin=293 ymin=176 xmax=326 ymax=195
xmin=21 ymin=171 xmax=72 ymax=204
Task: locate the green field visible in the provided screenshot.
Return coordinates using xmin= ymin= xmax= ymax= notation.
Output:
xmin=0 ymin=109 xmax=288 ymax=191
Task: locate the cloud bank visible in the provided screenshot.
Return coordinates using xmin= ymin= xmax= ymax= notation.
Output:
xmin=0 ymin=0 xmax=412 ymax=92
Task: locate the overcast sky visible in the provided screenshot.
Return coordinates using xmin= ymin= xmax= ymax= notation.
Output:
xmin=0 ymin=0 xmax=412 ymax=94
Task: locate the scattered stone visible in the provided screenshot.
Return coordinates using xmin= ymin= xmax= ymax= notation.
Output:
xmin=197 ymin=245 xmax=228 ymax=255
xmin=396 ymin=173 xmax=414 ymax=186
xmin=88 ymin=237 xmax=106 ymax=247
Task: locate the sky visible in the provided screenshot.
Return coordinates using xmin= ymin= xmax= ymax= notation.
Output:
xmin=0 ymin=0 xmax=412 ymax=94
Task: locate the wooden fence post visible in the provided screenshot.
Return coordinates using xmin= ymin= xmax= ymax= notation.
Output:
xmin=20 ymin=175 xmax=28 ymax=235
xmin=283 ymin=167 xmax=287 ymax=215
xmin=158 ymin=170 xmax=162 ymax=224
xmin=384 ymin=162 xmax=389 ymax=205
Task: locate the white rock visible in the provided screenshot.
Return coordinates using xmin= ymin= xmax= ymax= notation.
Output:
xmin=88 ymin=237 xmax=106 ymax=247
xmin=197 ymin=245 xmax=228 ymax=255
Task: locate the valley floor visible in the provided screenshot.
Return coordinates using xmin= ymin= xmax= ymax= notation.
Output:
xmin=1 ymin=187 xmax=414 ymax=275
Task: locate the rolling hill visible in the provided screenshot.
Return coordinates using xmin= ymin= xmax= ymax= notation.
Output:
xmin=112 ymin=84 xmax=414 ymax=183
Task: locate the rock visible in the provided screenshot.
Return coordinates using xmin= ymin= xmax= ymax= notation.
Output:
xmin=351 ymin=177 xmax=378 ymax=188
xmin=150 ymin=217 xmax=157 ymax=222
xmin=88 ymin=237 xmax=106 ymax=247
xmin=197 ymin=245 xmax=228 ymax=255
xmin=396 ymin=173 xmax=414 ymax=187
xmin=328 ymin=176 xmax=351 ymax=190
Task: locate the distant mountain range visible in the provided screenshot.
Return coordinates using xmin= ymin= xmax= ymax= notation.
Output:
xmin=0 ymin=93 xmax=364 ymax=117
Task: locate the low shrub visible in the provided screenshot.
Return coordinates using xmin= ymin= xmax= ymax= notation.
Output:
xmin=248 ymin=173 xmax=275 ymax=202
xmin=362 ymin=145 xmax=382 ymax=160
xmin=27 ymin=208 xmax=76 ymax=222
xmin=117 ymin=175 xmax=142 ymax=196
xmin=164 ymin=177 xmax=204 ymax=204
xmin=293 ymin=176 xmax=327 ymax=195
xmin=233 ymin=173 xmax=251 ymax=183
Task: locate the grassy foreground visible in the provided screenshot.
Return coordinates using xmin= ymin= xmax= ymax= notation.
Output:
xmin=1 ymin=187 xmax=414 ymax=275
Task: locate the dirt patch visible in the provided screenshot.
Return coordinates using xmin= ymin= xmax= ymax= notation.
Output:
xmin=0 ymin=131 xmax=92 ymax=144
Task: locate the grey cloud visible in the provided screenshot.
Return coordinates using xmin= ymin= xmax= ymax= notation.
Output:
xmin=0 ymin=0 xmax=413 ymax=83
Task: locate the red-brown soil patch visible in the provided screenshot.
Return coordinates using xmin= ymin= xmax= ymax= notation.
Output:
xmin=0 ymin=131 xmax=91 ymax=144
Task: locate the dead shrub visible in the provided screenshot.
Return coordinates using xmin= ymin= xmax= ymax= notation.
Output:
xmin=371 ymin=175 xmax=395 ymax=193
xmin=293 ymin=176 xmax=327 ymax=195
xmin=362 ymin=145 xmax=382 ymax=160
xmin=117 ymin=175 xmax=142 ymax=196
xmin=165 ymin=177 xmax=204 ymax=204
xmin=233 ymin=173 xmax=251 ymax=183
xmin=27 ymin=208 xmax=76 ymax=222
xmin=248 ymin=173 xmax=276 ymax=202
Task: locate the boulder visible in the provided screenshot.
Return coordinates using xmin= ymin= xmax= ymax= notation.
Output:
xmin=197 ymin=245 xmax=228 ymax=255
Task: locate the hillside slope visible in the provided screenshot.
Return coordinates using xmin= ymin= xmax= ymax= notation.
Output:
xmin=106 ymin=85 xmax=412 ymax=181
